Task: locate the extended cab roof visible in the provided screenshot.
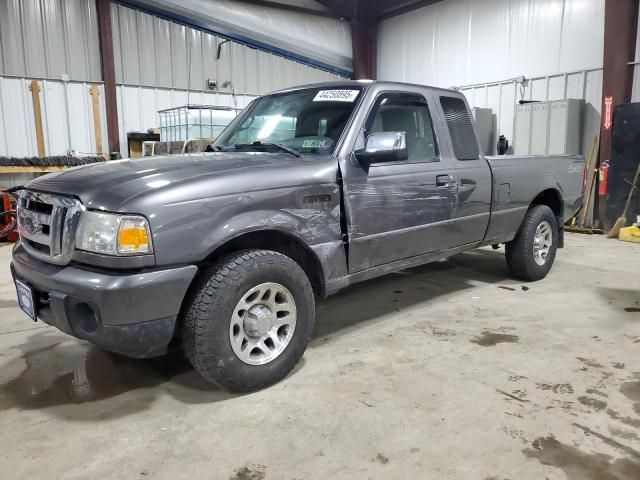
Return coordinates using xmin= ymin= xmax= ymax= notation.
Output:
xmin=269 ymin=79 xmax=461 ymax=97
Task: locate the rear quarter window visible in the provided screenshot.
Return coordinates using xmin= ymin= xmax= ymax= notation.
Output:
xmin=439 ymin=96 xmax=479 ymax=160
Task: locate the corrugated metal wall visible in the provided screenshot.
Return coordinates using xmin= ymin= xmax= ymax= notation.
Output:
xmin=111 ymin=4 xmax=340 ymax=95
xmin=110 ymin=3 xmax=343 ymax=94
xmin=0 ymin=0 xmax=101 ymax=82
xmin=0 ymin=76 xmax=107 ymax=157
xmin=117 ymin=0 xmax=352 ymax=75
xmin=377 ymin=0 xmax=605 ymax=157
xmin=0 ymin=0 xmax=347 ymax=158
xmin=378 ymin=0 xmax=604 ymax=87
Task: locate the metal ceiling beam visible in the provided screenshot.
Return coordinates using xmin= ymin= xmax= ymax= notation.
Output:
xmin=318 ymin=0 xmax=444 ymax=21
xmin=233 ymin=0 xmax=341 ymax=19
xmin=377 ymin=0 xmax=444 ymax=20
xmin=315 ymin=0 xmax=356 ymax=21
xmin=119 ymin=0 xmax=352 ymax=75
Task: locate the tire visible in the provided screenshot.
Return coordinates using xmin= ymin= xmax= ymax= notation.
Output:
xmin=182 ymin=249 xmax=315 ymax=392
xmin=505 ymin=205 xmax=558 ymax=281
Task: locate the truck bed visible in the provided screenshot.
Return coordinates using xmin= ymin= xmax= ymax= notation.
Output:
xmin=483 ymin=154 xmax=585 ymax=245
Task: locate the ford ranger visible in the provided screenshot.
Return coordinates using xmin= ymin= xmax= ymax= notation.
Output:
xmin=11 ymin=81 xmax=584 ymax=391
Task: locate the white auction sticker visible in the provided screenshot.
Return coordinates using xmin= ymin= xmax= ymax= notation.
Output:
xmin=313 ymin=89 xmax=360 ymax=102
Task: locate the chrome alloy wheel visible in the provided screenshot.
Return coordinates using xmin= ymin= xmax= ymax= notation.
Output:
xmin=229 ymin=282 xmax=297 ymax=365
xmin=533 ymin=220 xmax=553 ymax=266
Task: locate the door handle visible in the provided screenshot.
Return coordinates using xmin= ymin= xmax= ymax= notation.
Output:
xmin=436 ymin=174 xmax=455 ymax=187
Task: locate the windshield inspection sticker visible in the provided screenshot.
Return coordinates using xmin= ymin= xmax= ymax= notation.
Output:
xmin=302 ymin=139 xmax=330 ymax=149
xmin=313 ymin=89 xmax=360 ymax=102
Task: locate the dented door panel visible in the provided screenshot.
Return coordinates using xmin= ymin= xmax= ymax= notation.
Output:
xmin=343 ymin=160 xmax=458 ymax=272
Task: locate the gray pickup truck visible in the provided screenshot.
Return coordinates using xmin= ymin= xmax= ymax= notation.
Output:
xmin=11 ymin=81 xmax=584 ymax=391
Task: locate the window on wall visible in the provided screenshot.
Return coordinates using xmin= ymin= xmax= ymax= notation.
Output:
xmin=439 ymin=96 xmax=479 ymax=160
xmin=367 ymin=93 xmax=439 ymax=162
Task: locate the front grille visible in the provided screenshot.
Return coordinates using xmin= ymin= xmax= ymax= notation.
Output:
xmin=24 ymin=239 xmax=50 ymax=254
xmin=17 ymin=191 xmax=83 ymax=265
xmin=21 ymin=198 xmax=53 ymax=215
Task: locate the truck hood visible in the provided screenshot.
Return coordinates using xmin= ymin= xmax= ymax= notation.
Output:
xmin=26 ymin=152 xmax=339 ymax=212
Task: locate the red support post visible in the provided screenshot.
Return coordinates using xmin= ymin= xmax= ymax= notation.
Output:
xmin=96 ymin=0 xmax=120 ymax=157
xmin=351 ymin=0 xmax=377 ymax=80
xmin=599 ymin=0 xmax=639 ymax=224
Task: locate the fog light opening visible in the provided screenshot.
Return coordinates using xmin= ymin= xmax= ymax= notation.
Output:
xmin=74 ymin=302 xmax=99 ymax=335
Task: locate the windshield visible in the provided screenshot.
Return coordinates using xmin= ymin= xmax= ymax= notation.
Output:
xmin=214 ymin=87 xmax=363 ymax=156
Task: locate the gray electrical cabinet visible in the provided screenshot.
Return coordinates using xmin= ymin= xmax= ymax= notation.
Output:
xmin=472 ymin=107 xmax=495 ymax=156
xmin=531 ymin=103 xmax=549 ymax=155
xmin=514 ymin=104 xmax=532 ymax=155
xmin=514 ymin=99 xmax=583 ymax=155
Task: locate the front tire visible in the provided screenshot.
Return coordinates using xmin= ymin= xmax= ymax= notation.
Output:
xmin=505 ymin=205 xmax=558 ymax=281
xmin=182 ymin=250 xmax=315 ymax=392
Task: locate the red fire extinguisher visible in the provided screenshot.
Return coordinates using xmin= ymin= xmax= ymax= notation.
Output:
xmin=598 ymin=160 xmax=609 ymax=196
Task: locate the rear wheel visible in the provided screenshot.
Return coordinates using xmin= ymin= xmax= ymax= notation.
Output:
xmin=505 ymin=205 xmax=558 ymax=281
xmin=182 ymin=249 xmax=315 ymax=392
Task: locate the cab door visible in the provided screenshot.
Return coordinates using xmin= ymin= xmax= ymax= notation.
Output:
xmin=430 ymin=93 xmax=492 ymax=245
xmin=341 ymin=90 xmax=459 ymax=273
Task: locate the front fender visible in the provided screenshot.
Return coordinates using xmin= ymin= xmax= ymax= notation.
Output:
xmin=148 ymin=183 xmax=342 ymax=267
xmin=198 ymin=209 xmax=340 ymax=261
xmin=196 ymin=209 xmax=349 ymax=297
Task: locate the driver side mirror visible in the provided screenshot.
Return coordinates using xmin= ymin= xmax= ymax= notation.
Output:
xmin=355 ymin=131 xmax=408 ymax=166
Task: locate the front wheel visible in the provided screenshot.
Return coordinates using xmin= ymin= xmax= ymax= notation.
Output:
xmin=505 ymin=205 xmax=558 ymax=281
xmin=182 ymin=250 xmax=315 ymax=392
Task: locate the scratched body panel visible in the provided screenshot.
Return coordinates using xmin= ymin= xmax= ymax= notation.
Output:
xmin=12 ymin=80 xmax=586 ymax=364
xmin=343 ymin=160 xmax=458 ymax=272
xmin=24 ymin=80 xmax=585 ymax=297
xmin=28 ymin=153 xmax=344 ymax=280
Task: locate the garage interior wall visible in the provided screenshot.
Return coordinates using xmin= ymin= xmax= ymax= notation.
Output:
xmin=0 ymin=0 xmax=348 ymax=158
xmin=121 ymin=0 xmax=352 ymax=74
xmin=0 ymin=0 xmax=105 ymax=158
xmin=110 ymin=3 xmax=346 ymax=157
xmin=377 ymin=0 xmax=605 ymax=157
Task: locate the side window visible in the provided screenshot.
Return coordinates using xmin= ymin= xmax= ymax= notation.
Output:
xmin=366 ymin=94 xmax=439 ymax=162
xmin=439 ymin=96 xmax=479 ymax=160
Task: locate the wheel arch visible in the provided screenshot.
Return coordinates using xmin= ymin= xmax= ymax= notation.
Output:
xmin=198 ymin=228 xmax=327 ymax=297
xmin=482 ymin=187 xmax=566 ymax=247
xmin=530 ymin=188 xmax=563 ymax=218
xmin=529 ymin=188 xmax=564 ymax=247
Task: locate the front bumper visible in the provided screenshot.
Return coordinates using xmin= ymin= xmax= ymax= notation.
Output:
xmin=11 ymin=244 xmax=198 ymax=358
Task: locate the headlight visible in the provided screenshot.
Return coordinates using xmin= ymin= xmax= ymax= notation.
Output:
xmin=76 ymin=211 xmax=153 ymax=256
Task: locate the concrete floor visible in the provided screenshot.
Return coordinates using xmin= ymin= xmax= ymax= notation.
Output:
xmin=0 ymin=234 xmax=639 ymax=479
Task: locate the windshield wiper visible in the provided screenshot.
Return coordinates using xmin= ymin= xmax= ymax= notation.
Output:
xmin=234 ymin=141 xmax=301 ymax=158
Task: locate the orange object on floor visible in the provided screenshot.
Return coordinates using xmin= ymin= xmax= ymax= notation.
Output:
xmin=0 ymin=191 xmax=18 ymax=242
